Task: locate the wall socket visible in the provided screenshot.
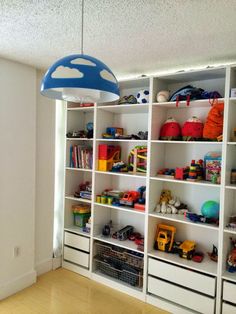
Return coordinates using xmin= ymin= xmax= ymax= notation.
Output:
xmin=13 ymin=246 xmax=20 ymax=257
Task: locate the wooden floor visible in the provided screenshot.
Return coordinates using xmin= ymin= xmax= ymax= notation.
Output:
xmin=0 ymin=268 xmax=168 ymax=314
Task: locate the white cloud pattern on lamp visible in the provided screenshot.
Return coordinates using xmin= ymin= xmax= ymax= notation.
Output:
xmin=100 ymin=69 xmax=117 ymax=83
xmin=70 ymin=58 xmax=96 ymax=66
xmin=51 ymin=66 xmax=84 ymax=78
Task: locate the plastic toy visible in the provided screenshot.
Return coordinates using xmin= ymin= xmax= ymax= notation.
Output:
xmin=204 ymin=151 xmax=221 ymax=183
xmin=208 ymin=245 xmax=218 ymax=262
xmin=118 ymin=95 xmax=137 ymax=104
xmin=113 ymin=225 xmax=134 ymax=241
xmin=137 ymin=89 xmax=149 ymax=104
xmin=128 ymin=146 xmax=147 ymax=174
xmin=154 ymin=224 xmax=176 ymax=252
xmin=102 ymin=220 xmax=113 ymax=236
xmin=74 ymin=181 xmax=92 ymax=199
xmin=72 ymin=204 xmax=91 ymax=227
xmin=178 ymin=240 xmax=196 ymax=259
xmin=175 ymin=167 xmax=189 ymax=180
xmin=120 ymin=191 xmax=140 ymax=206
xmin=203 ymin=102 xmax=224 ymax=140
xmin=111 ymin=161 xmax=127 ymax=172
xmin=102 ymin=127 xmax=123 ymax=139
xmin=156 ymin=90 xmax=170 ymax=103
xmin=134 ymin=186 xmax=146 ymax=211
xmin=181 ymin=116 xmax=204 ymax=141
xmin=159 ymin=118 xmax=181 ymax=140
xmin=227 ymin=237 xmax=236 ymax=273
xmin=201 ymin=200 xmax=219 ymax=219
xmin=192 ymin=251 xmax=204 ymax=263
xmin=157 ymin=168 xmax=175 ymax=178
xmin=98 ymin=144 xmax=121 ymax=171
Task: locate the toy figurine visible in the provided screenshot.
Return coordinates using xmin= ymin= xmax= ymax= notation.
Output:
xmin=227 ymin=237 xmax=236 ymax=273
xmin=208 ymin=245 xmax=218 ymax=262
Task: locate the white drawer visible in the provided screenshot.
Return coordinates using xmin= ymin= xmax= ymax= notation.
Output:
xmin=148 ymin=276 xmax=215 ymax=314
xmin=148 ymin=258 xmax=216 ymax=296
xmin=223 ymin=281 xmax=236 ymax=305
xmin=64 ymin=232 xmax=90 ymax=252
xmin=222 ymin=302 xmax=236 ymax=314
xmin=64 ymin=246 xmax=89 ymax=268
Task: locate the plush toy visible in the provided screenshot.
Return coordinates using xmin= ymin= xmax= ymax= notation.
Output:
xmin=203 ymin=102 xmax=224 ymax=140
xmin=155 ymin=189 xmax=188 ymax=214
xmin=160 ymin=117 xmax=181 ymax=140
xmin=156 ymin=90 xmax=170 ymax=103
xmin=182 ymin=116 xmax=204 ymax=141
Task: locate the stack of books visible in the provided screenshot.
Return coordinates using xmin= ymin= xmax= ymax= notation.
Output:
xmin=69 ymin=145 xmax=93 ymax=169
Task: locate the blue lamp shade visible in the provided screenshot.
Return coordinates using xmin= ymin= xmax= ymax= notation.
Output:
xmin=41 ymin=54 xmax=120 ymax=103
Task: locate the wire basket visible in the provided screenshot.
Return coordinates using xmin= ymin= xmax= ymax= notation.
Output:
xmin=94 ymin=242 xmax=143 ymax=288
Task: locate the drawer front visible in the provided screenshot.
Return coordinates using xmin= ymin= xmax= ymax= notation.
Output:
xmin=222 ymin=302 xmax=236 ymax=314
xmin=148 ymin=276 xmax=215 ymax=314
xmin=64 ymin=246 xmax=89 ymax=268
xmin=148 ymin=258 xmax=216 ymax=296
xmin=64 ymin=232 xmax=90 ymax=252
xmin=223 ymin=281 xmax=236 ymax=305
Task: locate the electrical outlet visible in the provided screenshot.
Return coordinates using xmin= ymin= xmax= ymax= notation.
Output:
xmin=13 ymin=246 xmax=20 ymax=257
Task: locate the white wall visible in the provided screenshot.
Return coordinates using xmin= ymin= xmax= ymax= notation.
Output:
xmin=0 ymin=59 xmax=37 ymax=299
xmin=35 ymin=71 xmax=55 ymax=275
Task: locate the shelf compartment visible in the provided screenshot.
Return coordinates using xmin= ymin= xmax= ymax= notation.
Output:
xmin=93 ymin=235 xmax=142 ymax=254
xmin=64 ymin=226 xmax=90 ymax=238
xmin=150 ymin=176 xmax=220 ymax=188
xmin=95 ymin=202 xmax=145 ymax=215
xmin=65 ymin=195 xmax=91 ymax=204
xmin=222 ymin=271 xmax=236 ymax=284
xmin=148 ymin=250 xmax=217 ymax=276
xmin=149 ymin=212 xmax=218 ymax=231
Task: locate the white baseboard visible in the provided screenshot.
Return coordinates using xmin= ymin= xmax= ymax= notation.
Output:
xmin=35 ymin=258 xmax=53 ymax=276
xmin=52 ymin=256 xmax=61 ymax=270
xmin=0 ymin=270 xmax=37 ymax=300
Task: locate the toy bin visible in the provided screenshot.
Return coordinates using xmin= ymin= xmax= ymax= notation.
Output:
xmin=204 ymin=151 xmax=221 ymax=183
xmin=73 ymin=212 xmax=91 ymax=228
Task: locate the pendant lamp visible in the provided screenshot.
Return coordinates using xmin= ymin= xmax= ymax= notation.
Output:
xmin=41 ymin=0 xmax=120 ymax=103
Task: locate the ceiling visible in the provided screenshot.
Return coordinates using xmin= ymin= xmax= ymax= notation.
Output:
xmin=1 ymin=0 xmax=236 ymax=79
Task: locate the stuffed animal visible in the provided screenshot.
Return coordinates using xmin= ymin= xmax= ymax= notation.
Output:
xmin=160 ymin=117 xmax=181 ymax=140
xmin=157 ymin=90 xmax=170 ymax=103
xmin=182 ymin=116 xmax=204 ymax=141
xmin=203 ymin=102 xmax=224 ymax=140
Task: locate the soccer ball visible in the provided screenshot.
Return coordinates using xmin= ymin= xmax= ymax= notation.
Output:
xmin=137 ymin=89 xmax=149 ymax=104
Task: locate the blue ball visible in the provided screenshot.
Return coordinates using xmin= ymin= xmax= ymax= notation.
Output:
xmin=201 ymin=201 xmax=219 ymax=219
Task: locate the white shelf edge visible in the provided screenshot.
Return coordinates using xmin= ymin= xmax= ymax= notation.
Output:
xmin=67 ymin=106 xmax=94 ymax=111
xmin=227 ymin=142 xmax=236 ymax=145
xmin=148 ymin=250 xmax=217 ymax=276
xmin=65 ymin=195 xmax=92 ymax=204
xmin=96 ymin=138 xmax=148 ymax=143
xmin=151 ymin=140 xmax=222 ymax=145
xmin=149 ymin=212 xmax=219 ymax=231
xmin=94 ymin=202 xmax=145 ymax=215
xmin=93 ymin=235 xmax=143 ymax=254
xmin=97 ymin=103 xmax=150 ymax=109
xmin=64 ymin=226 xmax=91 ymax=238
xmin=65 ymin=167 xmax=93 ymax=172
xmin=95 ymin=170 xmax=147 ymax=179
xmin=150 ymin=176 xmax=221 ymax=188
xmin=224 ymin=228 xmax=236 ymax=235
xmin=225 ymin=185 xmax=236 ymax=190
xmin=66 ymin=138 xmax=93 ymax=141
xmin=222 ymin=272 xmax=236 ymax=284
xmin=152 ymin=98 xmax=224 ymax=108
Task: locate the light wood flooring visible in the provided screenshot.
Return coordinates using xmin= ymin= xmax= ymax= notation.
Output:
xmin=0 ymin=268 xmax=168 ymax=314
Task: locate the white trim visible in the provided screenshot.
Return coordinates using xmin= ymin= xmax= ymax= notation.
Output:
xmin=0 ymin=270 xmax=36 ymax=300
xmin=35 ymin=258 xmax=53 ymax=276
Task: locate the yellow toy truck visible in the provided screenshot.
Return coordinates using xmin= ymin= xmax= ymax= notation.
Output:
xmin=178 ymin=240 xmax=196 ymax=260
xmin=154 ymin=224 xmax=176 ymax=252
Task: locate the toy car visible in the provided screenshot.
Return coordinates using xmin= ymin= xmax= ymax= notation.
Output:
xmin=192 ymin=251 xmax=204 ymax=263
xmin=154 ymin=224 xmax=176 ymax=252
xmin=179 ymin=240 xmax=196 ymax=260
xmin=119 ymin=191 xmax=140 ymax=206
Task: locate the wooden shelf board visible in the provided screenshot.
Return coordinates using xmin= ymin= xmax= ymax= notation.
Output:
xmin=149 ymin=212 xmax=219 ymax=231
xmin=65 ymin=195 xmax=92 ymax=204
xmin=152 ymin=98 xmax=224 ymax=108
xmin=94 ymin=202 xmax=145 ymax=215
xmin=96 ymin=138 xmax=148 ymax=143
xmin=66 ymin=138 xmax=93 ymax=141
xmin=148 ymin=250 xmax=217 ymax=276
xmin=64 ymin=226 xmax=90 ymax=238
xmin=95 ymin=170 xmax=147 ymax=179
xmin=65 ymin=167 xmax=92 ymax=172
xmin=151 ymin=140 xmax=222 ymax=145
xmin=97 ymin=103 xmax=149 ymax=113
xmin=151 ymin=176 xmax=221 ymax=188
xmin=93 ymin=235 xmax=142 ymax=253
xmin=224 ymin=228 xmax=236 ymax=235
xmin=222 ymin=271 xmax=236 ymax=283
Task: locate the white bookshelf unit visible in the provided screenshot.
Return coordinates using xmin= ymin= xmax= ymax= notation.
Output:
xmin=62 ymin=65 xmax=236 ymax=314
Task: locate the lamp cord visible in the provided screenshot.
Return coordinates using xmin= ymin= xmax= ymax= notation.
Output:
xmin=81 ymin=0 xmax=84 ymax=54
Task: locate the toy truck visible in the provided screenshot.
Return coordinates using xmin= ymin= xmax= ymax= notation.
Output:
xmin=178 ymin=240 xmax=196 ymax=260
xmin=119 ymin=191 xmax=140 ymax=206
xmin=154 ymin=224 xmax=176 ymax=252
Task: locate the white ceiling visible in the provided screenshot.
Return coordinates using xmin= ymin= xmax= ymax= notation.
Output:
xmin=1 ymin=0 xmax=236 ymax=79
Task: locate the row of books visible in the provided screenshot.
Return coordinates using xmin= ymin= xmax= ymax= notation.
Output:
xmin=69 ymin=145 xmax=93 ymax=169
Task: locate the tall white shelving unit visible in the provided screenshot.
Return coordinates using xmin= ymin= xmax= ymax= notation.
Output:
xmin=62 ymin=65 xmax=236 ymax=314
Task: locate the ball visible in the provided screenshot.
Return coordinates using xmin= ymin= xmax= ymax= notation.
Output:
xmin=201 ymin=200 xmax=219 ymax=219
xmin=137 ymin=90 xmax=149 ymax=104
xmin=157 ymin=90 xmax=170 ymax=103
